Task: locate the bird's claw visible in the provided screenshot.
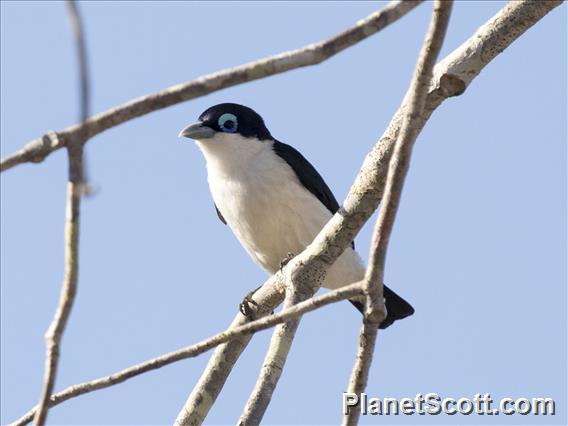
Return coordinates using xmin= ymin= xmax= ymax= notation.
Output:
xmin=239 ymin=288 xmax=260 ymax=320
xmin=280 ymin=252 xmax=295 ymax=271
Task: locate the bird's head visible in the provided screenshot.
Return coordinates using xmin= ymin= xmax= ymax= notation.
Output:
xmin=179 ymin=103 xmax=272 ymax=144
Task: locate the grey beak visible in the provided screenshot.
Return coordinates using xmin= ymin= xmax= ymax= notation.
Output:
xmin=178 ymin=121 xmax=215 ymax=139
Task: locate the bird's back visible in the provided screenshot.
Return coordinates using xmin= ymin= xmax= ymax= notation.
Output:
xmin=183 ymin=102 xmax=414 ymax=328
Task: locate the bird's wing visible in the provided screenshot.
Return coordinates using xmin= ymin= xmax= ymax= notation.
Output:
xmin=215 ymin=204 xmax=227 ymax=224
xmin=272 ymin=140 xmax=354 ymax=249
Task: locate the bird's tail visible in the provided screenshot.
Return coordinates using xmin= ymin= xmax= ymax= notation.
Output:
xmin=350 ymin=285 xmax=414 ymax=329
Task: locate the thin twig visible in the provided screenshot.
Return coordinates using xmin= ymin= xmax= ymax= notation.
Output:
xmin=237 ymin=257 xmax=320 ymax=425
xmin=175 ymin=3 xmax=423 ymax=425
xmin=33 ymin=2 xmax=90 ymax=425
xmin=240 ymin=2 xmax=452 ymax=423
xmin=68 ymin=0 xmax=94 ymax=194
xmin=33 ymin=156 xmax=83 ymax=426
xmin=368 ymin=0 xmax=451 ymax=306
xmin=0 ymin=0 xmax=421 ymax=173
xmin=11 ymin=282 xmax=362 ymax=426
xmin=177 ymin=1 xmax=561 ymax=424
xmin=173 ymin=272 xmax=286 ymax=426
xmin=67 ymin=1 xmax=89 ymax=124
xmin=10 ymin=1 xmax=562 ymax=425
xmin=343 ymin=1 xmax=452 ymax=425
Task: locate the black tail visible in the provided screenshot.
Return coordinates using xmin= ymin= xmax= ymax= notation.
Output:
xmin=350 ymin=285 xmax=414 ymax=329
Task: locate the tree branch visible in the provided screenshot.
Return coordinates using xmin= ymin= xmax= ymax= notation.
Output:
xmin=175 ymin=1 xmax=562 ymax=424
xmin=173 ymin=273 xmax=286 ymax=426
xmin=34 ymin=149 xmax=84 ymax=426
xmin=33 ymin=2 xmax=90 ymax=425
xmin=0 ymin=0 xmax=421 ymax=173
xmin=240 ymin=3 xmax=454 ymax=424
xmin=11 ymin=281 xmax=363 ymax=426
xmin=9 ymin=0 xmax=562 ymax=424
xmin=237 ymin=258 xmax=318 ymax=425
xmin=343 ymin=1 xmax=452 ymax=424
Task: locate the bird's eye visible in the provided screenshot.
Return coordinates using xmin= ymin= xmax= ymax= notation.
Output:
xmin=218 ymin=113 xmax=238 ymax=133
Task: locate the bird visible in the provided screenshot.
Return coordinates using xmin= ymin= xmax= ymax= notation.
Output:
xmin=179 ymin=103 xmax=414 ymax=329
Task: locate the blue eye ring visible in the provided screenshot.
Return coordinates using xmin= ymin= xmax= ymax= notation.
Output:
xmin=218 ymin=113 xmax=238 ymax=133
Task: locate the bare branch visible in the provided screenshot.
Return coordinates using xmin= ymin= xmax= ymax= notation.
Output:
xmin=176 ymin=1 xmax=562 ymax=424
xmin=33 ymin=157 xmax=80 ymax=426
xmin=237 ymin=261 xmax=315 ymax=425
xmin=67 ymin=1 xmax=89 ymax=123
xmin=0 ymin=0 xmax=421 ymax=173
xmin=11 ymin=282 xmax=362 ymax=426
xmin=174 ymin=274 xmax=285 ymax=426
xmin=343 ymin=1 xmax=452 ymax=424
xmin=9 ymin=1 xmax=562 ymax=424
xmin=369 ymin=0 xmax=452 ymax=306
xmin=33 ymin=2 xmax=90 ymax=425
xmin=34 ymin=149 xmax=84 ymax=426
xmin=67 ymin=0 xmax=94 ymax=194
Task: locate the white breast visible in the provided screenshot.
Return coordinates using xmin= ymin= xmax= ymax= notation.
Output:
xmin=195 ymin=133 xmax=365 ymax=290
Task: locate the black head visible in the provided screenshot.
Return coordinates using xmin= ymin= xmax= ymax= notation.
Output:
xmin=179 ymin=103 xmax=273 ymax=141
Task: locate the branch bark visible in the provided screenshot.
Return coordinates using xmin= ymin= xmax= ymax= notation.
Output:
xmin=33 ymin=149 xmax=83 ymax=426
xmin=11 ymin=281 xmax=363 ymax=426
xmin=0 ymin=0 xmax=421 ymax=173
xmin=175 ymin=1 xmax=562 ymax=424
xmin=8 ymin=0 xmax=562 ymax=424
xmin=343 ymin=1 xmax=452 ymax=424
xmin=240 ymin=3 xmax=453 ymax=424
xmin=173 ymin=273 xmax=285 ymax=426
xmin=237 ymin=257 xmax=320 ymax=425
xmin=33 ymin=2 xmax=89 ymax=425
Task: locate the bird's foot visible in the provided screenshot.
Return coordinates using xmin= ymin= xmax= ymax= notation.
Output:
xmin=280 ymin=252 xmax=295 ymax=271
xmin=239 ymin=286 xmax=261 ymax=320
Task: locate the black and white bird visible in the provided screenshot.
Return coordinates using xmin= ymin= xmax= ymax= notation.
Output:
xmin=179 ymin=103 xmax=414 ymax=329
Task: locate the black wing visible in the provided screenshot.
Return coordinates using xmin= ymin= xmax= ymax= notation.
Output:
xmin=215 ymin=204 xmax=227 ymax=224
xmin=272 ymin=140 xmax=354 ymax=249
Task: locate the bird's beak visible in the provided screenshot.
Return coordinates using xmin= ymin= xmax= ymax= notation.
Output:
xmin=178 ymin=121 xmax=215 ymax=140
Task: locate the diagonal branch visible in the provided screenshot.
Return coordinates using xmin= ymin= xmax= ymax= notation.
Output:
xmin=0 ymin=0 xmax=422 ymax=173
xmin=33 ymin=2 xmax=90 ymax=425
xmin=174 ymin=1 xmax=562 ymax=424
xmin=11 ymin=281 xmax=363 ymax=426
xmin=237 ymin=258 xmax=319 ymax=425
xmin=343 ymin=1 xmax=452 ymax=425
xmin=9 ymin=1 xmax=561 ymax=425
xmin=173 ymin=272 xmax=284 ymax=426
xmin=241 ymin=3 xmax=453 ymax=424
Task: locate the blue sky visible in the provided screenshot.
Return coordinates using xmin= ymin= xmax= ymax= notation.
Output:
xmin=1 ymin=1 xmax=566 ymax=425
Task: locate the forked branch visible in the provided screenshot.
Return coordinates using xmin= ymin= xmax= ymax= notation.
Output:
xmin=11 ymin=281 xmax=362 ymax=426
xmin=33 ymin=2 xmax=90 ymax=425
xmin=175 ymin=1 xmax=562 ymax=424
xmin=0 ymin=0 xmax=421 ymax=173
xmin=8 ymin=1 xmax=562 ymax=425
